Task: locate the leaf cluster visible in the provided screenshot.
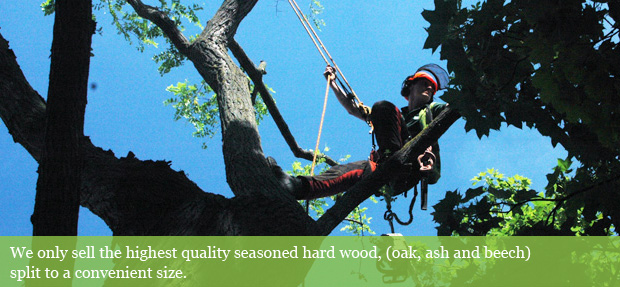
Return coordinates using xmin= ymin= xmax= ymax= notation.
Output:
xmin=309 ymin=0 xmax=326 ymax=30
xmin=424 ymin=0 xmax=620 ymax=236
xmin=423 ymin=0 xmax=620 ymax=165
xmin=164 ymin=79 xmax=269 ymax=149
xmin=432 ymin=166 xmax=618 ymax=236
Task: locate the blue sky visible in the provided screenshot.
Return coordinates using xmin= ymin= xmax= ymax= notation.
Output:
xmin=0 ymin=0 xmax=566 ymax=236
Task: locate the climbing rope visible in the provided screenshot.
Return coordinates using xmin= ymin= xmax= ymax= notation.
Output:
xmin=310 ymin=76 xmax=333 ymax=176
xmin=287 ymin=0 xmax=363 ymax=106
xmin=287 ymin=0 xmax=365 ymax=175
xmin=384 ymin=185 xmax=418 ymax=234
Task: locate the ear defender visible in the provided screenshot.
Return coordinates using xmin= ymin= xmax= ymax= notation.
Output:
xmin=400 ymin=64 xmax=449 ymax=100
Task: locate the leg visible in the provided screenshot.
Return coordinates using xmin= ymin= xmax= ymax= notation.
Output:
xmin=268 ymin=157 xmax=376 ymax=200
xmin=370 ymin=101 xmax=409 ymax=161
xmin=298 ymin=160 xmax=376 ymax=200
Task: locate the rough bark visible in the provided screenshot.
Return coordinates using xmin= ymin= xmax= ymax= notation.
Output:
xmin=0 ymin=37 xmax=46 ymax=161
xmin=125 ymin=0 xmax=318 ymax=234
xmin=31 ymin=0 xmax=94 ymax=236
xmin=129 ymin=0 xmax=280 ymax=199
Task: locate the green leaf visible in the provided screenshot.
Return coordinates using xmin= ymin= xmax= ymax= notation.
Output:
xmin=557 ymin=157 xmax=572 ymax=173
xmin=40 ymin=0 xmax=55 ymax=16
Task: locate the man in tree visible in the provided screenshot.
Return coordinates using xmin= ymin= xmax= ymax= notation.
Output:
xmin=271 ymin=64 xmax=450 ymax=200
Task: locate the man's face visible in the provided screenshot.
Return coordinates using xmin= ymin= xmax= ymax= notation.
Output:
xmin=408 ymin=78 xmax=436 ymax=104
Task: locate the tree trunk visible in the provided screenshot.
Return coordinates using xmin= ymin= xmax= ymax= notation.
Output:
xmin=31 ymin=0 xmax=94 ymax=236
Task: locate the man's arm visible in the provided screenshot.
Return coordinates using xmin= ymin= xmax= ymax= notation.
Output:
xmin=324 ymin=66 xmax=369 ymax=122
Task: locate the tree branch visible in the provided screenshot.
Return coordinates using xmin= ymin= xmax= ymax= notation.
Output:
xmin=125 ymin=0 xmax=191 ymax=55
xmin=197 ymin=0 xmax=258 ymax=45
xmin=0 ymin=34 xmax=46 ymax=161
xmin=1 ymin=31 xmax=322 ymax=235
xmin=316 ymin=106 xmax=461 ymax=235
xmin=229 ymin=39 xmax=338 ymax=166
xmin=126 ymin=0 xmax=277 ymax=198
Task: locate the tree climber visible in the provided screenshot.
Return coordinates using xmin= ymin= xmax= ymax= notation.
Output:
xmin=269 ymin=64 xmax=450 ymax=200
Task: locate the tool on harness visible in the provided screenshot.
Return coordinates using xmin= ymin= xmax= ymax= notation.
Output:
xmin=420 ymin=177 xmax=428 ymax=211
xmin=379 ymin=101 xmax=439 ymax=231
xmin=417 ymin=146 xmax=436 ymax=210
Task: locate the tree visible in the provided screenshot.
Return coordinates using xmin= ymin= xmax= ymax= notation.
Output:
xmin=31 ymin=0 xmax=95 ymax=236
xmin=0 ymin=0 xmax=460 ymax=236
xmin=425 ymin=0 xmax=620 ymax=235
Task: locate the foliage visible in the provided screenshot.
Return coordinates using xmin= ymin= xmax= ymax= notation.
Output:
xmin=309 ymin=0 xmax=326 ymax=30
xmin=96 ymin=0 xmax=203 ymax=74
xmin=40 ymin=0 xmax=55 ymax=16
xmin=164 ymin=80 xmax=269 ymax=149
xmin=97 ymin=0 xmax=202 ymax=53
xmin=288 ymin=150 xmax=377 ymax=235
xmin=425 ymin=0 xmax=620 ymax=236
xmin=164 ymin=81 xmax=218 ymax=148
xmin=432 ymin=167 xmax=617 ymax=236
xmin=424 ymin=0 xmax=619 ymax=164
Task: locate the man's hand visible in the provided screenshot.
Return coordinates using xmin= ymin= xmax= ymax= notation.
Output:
xmin=358 ymin=104 xmax=371 ymax=120
xmin=417 ymin=146 xmax=436 ymax=171
xmin=323 ymin=65 xmax=336 ymax=80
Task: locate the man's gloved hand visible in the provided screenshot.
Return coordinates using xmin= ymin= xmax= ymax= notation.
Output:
xmin=417 ymin=146 xmax=436 ymax=171
xmin=358 ymin=104 xmax=371 ymax=120
xmin=323 ymin=65 xmax=336 ymax=80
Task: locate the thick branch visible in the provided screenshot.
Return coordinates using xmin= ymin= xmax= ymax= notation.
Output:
xmin=229 ymin=39 xmax=338 ymax=166
xmin=197 ymin=0 xmax=258 ymax=45
xmin=0 ymin=35 xmax=46 ymax=161
xmin=316 ymin=106 xmax=461 ymax=235
xmin=1 ymin=31 xmax=321 ymax=235
xmin=125 ymin=0 xmax=274 ymax=198
xmin=179 ymin=0 xmax=293 ymax=199
xmin=125 ymin=0 xmax=191 ymax=55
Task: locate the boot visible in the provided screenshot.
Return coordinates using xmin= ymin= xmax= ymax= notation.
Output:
xmin=266 ymin=157 xmax=308 ymax=199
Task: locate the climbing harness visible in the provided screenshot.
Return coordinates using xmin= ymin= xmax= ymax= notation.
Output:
xmin=381 ymin=102 xmax=439 ymax=232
